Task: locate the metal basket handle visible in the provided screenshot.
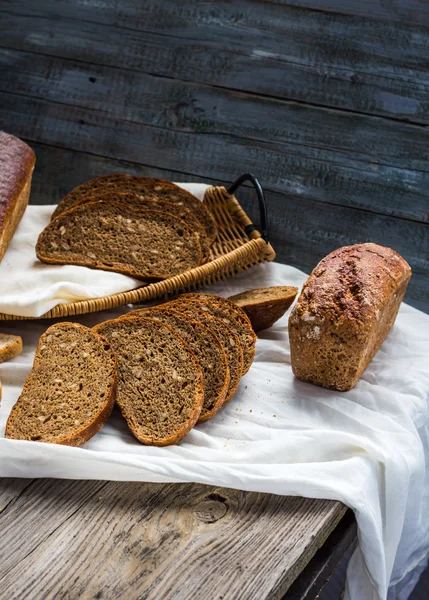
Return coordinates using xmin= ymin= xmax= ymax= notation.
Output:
xmin=227 ymin=173 xmax=269 ymax=243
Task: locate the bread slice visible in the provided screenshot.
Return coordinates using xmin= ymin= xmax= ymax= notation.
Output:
xmin=229 ymin=286 xmax=298 ymax=331
xmin=51 ymin=174 xmax=218 ymax=243
xmin=93 ymin=316 xmax=204 ymax=445
xmin=0 ymin=131 xmax=35 ymax=263
xmin=166 ymin=303 xmax=244 ymax=404
xmin=64 ymin=191 xmax=211 ymax=263
xmin=0 ymin=333 xmax=23 ymax=363
xmin=123 ymin=307 xmax=229 ymax=422
xmin=36 ymin=201 xmax=202 ymax=280
xmin=5 ymin=322 xmax=117 ymax=445
xmin=51 ymin=174 xmax=162 ymax=220
xmin=175 ymin=294 xmax=256 ymax=374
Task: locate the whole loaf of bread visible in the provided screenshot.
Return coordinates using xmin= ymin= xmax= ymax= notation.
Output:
xmin=288 ymin=243 xmax=411 ymax=391
xmin=0 ymin=131 xmax=35 ymax=262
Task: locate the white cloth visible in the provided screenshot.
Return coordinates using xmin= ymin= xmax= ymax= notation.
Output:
xmin=0 ymin=228 xmax=428 ymax=600
xmin=0 ymin=183 xmax=210 ymax=317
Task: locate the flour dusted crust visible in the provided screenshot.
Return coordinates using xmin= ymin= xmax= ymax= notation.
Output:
xmin=0 ymin=132 xmax=35 ymax=262
xmin=288 ymin=243 xmax=412 ymax=391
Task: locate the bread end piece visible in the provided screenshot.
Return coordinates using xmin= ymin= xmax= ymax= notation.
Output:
xmin=289 ymin=243 xmax=411 ymax=391
xmin=229 ymin=286 xmax=298 ymax=331
xmin=0 ymin=132 xmax=35 ymax=263
xmin=0 ymin=333 xmax=23 ymax=363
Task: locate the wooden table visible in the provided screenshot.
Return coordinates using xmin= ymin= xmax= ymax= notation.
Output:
xmin=1 ymin=0 xmax=428 ymax=597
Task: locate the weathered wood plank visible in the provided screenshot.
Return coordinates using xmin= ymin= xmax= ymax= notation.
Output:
xmin=1 ymin=3 xmax=429 ymax=123
xmin=270 ymin=1 xmax=429 ymax=27
xmin=2 ymin=90 xmax=429 ymax=226
xmin=0 ymin=479 xmax=107 ymax=580
xmin=25 ymin=143 xmax=429 ymax=314
xmin=0 ymin=479 xmax=33 ymax=513
xmin=3 ymin=47 xmax=429 ymax=177
xmin=0 ymin=479 xmax=346 ymax=600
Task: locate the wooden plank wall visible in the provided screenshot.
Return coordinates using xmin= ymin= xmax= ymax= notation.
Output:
xmin=0 ymin=0 xmax=428 ymax=311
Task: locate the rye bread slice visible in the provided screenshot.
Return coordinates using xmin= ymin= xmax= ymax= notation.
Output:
xmin=166 ymin=303 xmax=244 ymax=404
xmin=176 ymin=294 xmax=256 ymax=374
xmin=0 ymin=333 xmax=23 ymax=363
xmin=229 ymin=286 xmax=299 ymax=331
xmin=5 ymin=322 xmax=117 ymax=446
xmin=36 ymin=201 xmax=202 ymax=280
xmin=52 ymin=175 xmax=218 ymax=243
xmin=93 ymin=317 xmax=204 ymax=446
xmin=123 ymin=307 xmax=229 ymax=422
xmin=51 ymin=174 xmax=163 ymax=220
xmin=66 ymin=191 xmax=210 ymax=263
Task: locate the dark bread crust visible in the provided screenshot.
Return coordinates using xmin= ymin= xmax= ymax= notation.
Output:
xmin=177 ymin=293 xmax=256 ymax=373
xmin=288 ymin=243 xmax=412 ymax=391
xmin=51 ymin=174 xmax=218 ymax=243
xmin=0 ymin=132 xmax=36 ymax=262
xmin=229 ymin=286 xmax=298 ymax=331
xmin=94 ymin=316 xmax=204 ymax=446
xmin=36 ymin=201 xmax=202 ymax=280
xmin=166 ymin=302 xmax=244 ymax=404
xmin=5 ymin=322 xmax=117 ymax=446
xmin=51 ymin=174 xmax=164 ymax=219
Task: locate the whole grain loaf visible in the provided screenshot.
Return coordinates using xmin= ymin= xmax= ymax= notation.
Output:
xmin=94 ymin=317 xmax=204 ymax=446
xmin=288 ymin=243 xmax=412 ymax=391
xmin=167 ymin=302 xmax=244 ymax=403
xmin=0 ymin=132 xmax=35 ymax=263
xmin=36 ymin=201 xmax=202 ymax=280
xmin=176 ymin=294 xmax=256 ymax=373
xmin=51 ymin=174 xmax=218 ymax=243
xmin=229 ymin=286 xmax=298 ymax=331
xmin=123 ymin=307 xmax=230 ymax=422
xmin=5 ymin=322 xmax=117 ymax=445
xmin=0 ymin=333 xmax=23 ymax=363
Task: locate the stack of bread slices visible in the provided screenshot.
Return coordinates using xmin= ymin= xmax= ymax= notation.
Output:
xmin=36 ymin=175 xmax=218 ymax=280
xmin=5 ymin=294 xmax=256 ymax=447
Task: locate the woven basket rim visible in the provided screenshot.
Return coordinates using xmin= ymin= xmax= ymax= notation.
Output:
xmin=0 ymin=186 xmax=275 ymax=321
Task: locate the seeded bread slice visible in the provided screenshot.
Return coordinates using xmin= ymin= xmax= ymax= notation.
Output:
xmin=66 ymin=191 xmax=210 ymax=263
xmin=52 ymin=174 xmax=218 ymax=243
xmin=167 ymin=303 xmax=244 ymax=404
xmin=5 ymin=322 xmax=117 ymax=445
xmin=51 ymin=174 xmax=164 ymax=220
xmin=0 ymin=333 xmax=23 ymax=363
xmin=229 ymin=286 xmax=299 ymax=331
xmin=36 ymin=201 xmax=202 ymax=280
xmin=94 ymin=317 xmax=204 ymax=446
xmin=123 ymin=307 xmax=229 ymax=422
xmin=176 ymin=294 xmax=256 ymax=374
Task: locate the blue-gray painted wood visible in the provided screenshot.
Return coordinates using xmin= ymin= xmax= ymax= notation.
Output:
xmin=2 ymin=2 xmax=429 ymax=123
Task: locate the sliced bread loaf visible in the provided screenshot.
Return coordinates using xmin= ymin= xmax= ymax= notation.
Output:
xmin=36 ymin=201 xmax=202 ymax=280
xmin=175 ymin=294 xmax=256 ymax=373
xmin=123 ymin=307 xmax=229 ymax=422
xmin=0 ymin=333 xmax=23 ymax=363
xmin=5 ymin=322 xmax=117 ymax=445
xmin=166 ymin=303 xmax=244 ymax=404
xmin=93 ymin=317 xmax=204 ymax=446
xmin=66 ymin=191 xmax=210 ymax=263
xmin=52 ymin=175 xmax=218 ymax=243
xmin=51 ymin=174 xmax=161 ymax=220
xmin=229 ymin=286 xmax=298 ymax=331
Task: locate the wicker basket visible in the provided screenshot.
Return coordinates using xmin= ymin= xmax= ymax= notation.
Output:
xmin=0 ymin=175 xmax=276 ymax=321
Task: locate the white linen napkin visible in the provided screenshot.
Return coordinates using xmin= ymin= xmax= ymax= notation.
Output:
xmin=0 ymin=183 xmax=210 ymax=317
xmin=0 ymin=260 xmax=428 ymax=600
